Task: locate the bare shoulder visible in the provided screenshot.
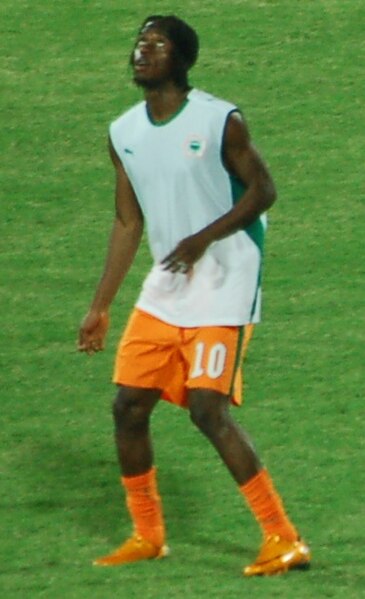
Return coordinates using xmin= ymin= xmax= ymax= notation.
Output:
xmin=222 ymin=110 xmax=258 ymax=177
xmin=109 ymin=136 xmax=126 ymax=171
xmin=107 ymin=136 xmax=143 ymax=224
xmin=222 ymin=111 xmax=276 ymax=206
xmin=224 ymin=110 xmax=251 ymax=151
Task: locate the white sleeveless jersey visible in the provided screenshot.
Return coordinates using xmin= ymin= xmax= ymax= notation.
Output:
xmin=109 ymin=88 xmax=266 ymax=327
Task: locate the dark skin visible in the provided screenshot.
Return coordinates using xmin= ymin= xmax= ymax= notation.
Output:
xmin=79 ymin=26 xmax=276 ymax=485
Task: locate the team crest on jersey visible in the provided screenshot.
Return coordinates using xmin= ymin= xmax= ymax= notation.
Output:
xmin=184 ymin=135 xmax=207 ymax=158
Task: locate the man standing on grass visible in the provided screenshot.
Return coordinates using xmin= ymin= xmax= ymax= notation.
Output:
xmin=78 ymin=15 xmax=310 ymax=576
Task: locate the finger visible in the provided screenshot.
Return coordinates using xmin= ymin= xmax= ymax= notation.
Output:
xmin=79 ymin=344 xmax=95 ymax=354
xmin=161 ymin=258 xmax=176 ymax=270
xmin=92 ymin=337 xmax=105 ymax=351
xmin=78 ymin=341 xmax=89 ymax=352
xmin=169 ymin=263 xmax=183 ymax=273
xmin=162 ymin=260 xmax=179 ymax=272
xmin=78 ymin=336 xmax=99 ymax=353
xmin=86 ymin=341 xmax=100 ymax=355
xmin=160 ymin=252 xmax=173 ymax=265
xmin=161 ymin=261 xmax=172 ymax=271
xmin=78 ymin=329 xmax=92 ymax=348
xmin=161 ymin=256 xmax=190 ymax=273
xmin=161 ymin=250 xmax=183 ymax=266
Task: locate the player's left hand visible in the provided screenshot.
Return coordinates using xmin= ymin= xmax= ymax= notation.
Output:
xmin=161 ymin=232 xmax=210 ymax=273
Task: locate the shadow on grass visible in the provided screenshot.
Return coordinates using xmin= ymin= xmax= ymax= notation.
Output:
xmin=4 ymin=435 xmax=202 ymax=544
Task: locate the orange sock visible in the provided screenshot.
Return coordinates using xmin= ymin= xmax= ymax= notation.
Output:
xmin=240 ymin=468 xmax=298 ymax=541
xmin=122 ymin=467 xmax=165 ymax=548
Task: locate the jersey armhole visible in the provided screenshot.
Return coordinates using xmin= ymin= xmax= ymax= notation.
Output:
xmin=220 ymin=108 xmax=242 ymax=169
xmin=109 ymin=123 xmax=129 ymax=173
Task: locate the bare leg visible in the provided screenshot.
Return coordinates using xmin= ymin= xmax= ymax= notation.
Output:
xmin=93 ymin=385 xmax=167 ymax=565
xmin=113 ymin=384 xmax=160 ymax=476
xmin=188 ymin=389 xmax=262 ymax=484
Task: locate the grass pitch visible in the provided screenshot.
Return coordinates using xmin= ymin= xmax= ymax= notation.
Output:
xmin=1 ymin=1 xmax=364 ymax=597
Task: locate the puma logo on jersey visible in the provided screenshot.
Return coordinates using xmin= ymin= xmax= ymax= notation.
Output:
xmin=124 ymin=148 xmax=134 ymax=155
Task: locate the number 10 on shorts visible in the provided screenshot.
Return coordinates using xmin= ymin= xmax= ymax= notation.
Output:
xmin=190 ymin=342 xmax=227 ymax=379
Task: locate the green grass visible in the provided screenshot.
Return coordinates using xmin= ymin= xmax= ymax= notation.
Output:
xmin=1 ymin=0 xmax=364 ymax=597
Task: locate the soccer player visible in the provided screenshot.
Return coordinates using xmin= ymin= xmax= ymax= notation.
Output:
xmin=78 ymin=15 xmax=310 ymax=576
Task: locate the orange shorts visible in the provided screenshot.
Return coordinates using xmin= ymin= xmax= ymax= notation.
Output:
xmin=113 ymin=308 xmax=249 ymax=408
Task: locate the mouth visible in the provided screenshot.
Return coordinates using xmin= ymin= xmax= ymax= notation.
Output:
xmin=133 ymin=59 xmax=151 ymax=76
xmin=134 ymin=61 xmax=149 ymax=69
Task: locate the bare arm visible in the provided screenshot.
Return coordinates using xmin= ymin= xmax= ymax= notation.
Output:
xmin=162 ymin=111 xmax=276 ymax=272
xmin=78 ymin=139 xmax=144 ymax=353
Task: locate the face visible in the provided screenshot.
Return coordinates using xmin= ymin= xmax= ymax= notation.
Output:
xmin=132 ymin=27 xmax=175 ymax=88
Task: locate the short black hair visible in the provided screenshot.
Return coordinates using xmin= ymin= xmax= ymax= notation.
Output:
xmin=133 ymin=15 xmax=199 ymax=90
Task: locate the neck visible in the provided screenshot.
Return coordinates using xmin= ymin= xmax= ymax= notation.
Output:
xmin=144 ymin=82 xmax=190 ymax=123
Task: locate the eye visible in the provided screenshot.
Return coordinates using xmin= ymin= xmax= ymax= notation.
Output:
xmin=135 ymin=37 xmax=167 ymax=51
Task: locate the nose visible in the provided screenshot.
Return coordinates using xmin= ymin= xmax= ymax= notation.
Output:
xmin=137 ymin=41 xmax=153 ymax=55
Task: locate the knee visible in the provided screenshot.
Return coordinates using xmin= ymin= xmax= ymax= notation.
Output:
xmin=113 ymin=386 xmax=153 ymax=430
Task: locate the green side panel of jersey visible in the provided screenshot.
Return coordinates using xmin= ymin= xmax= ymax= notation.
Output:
xmin=229 ymin=175 xmax=265 ymax=320
xmin=229 ymin=175 xmax=265 ymax=254
xmin=229 ymin=325 xmax=244 ymax=395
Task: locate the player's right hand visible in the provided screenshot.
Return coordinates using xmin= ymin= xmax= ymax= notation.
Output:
xmin=78 ymin=310 xmax=109 ymax=354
